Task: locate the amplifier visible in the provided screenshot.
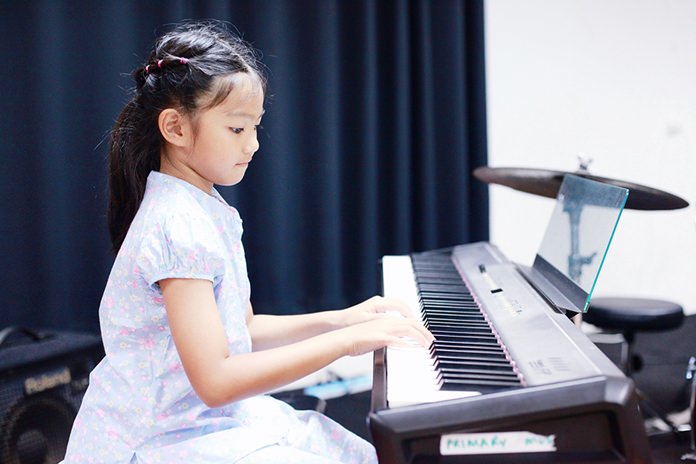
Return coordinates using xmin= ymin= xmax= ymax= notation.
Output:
xmin=0 ymin=327 xmax=104 ymax=464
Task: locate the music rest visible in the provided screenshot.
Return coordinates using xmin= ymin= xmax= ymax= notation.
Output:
xmin=473 ymin=166 xmax=689 ymax=211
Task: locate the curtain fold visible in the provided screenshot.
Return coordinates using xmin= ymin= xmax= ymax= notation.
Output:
xmin=0 ymin=0 xmax=488 ymax=330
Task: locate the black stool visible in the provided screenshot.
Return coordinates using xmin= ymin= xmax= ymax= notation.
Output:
xmin=584 ymin=296 xmax=685 ymax=433
xmin=584 ymin=297 xmax=684 ymax=375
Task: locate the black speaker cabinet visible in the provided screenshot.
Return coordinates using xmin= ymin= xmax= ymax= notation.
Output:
xmin=0 ymin=327 xmax=104 ymax=464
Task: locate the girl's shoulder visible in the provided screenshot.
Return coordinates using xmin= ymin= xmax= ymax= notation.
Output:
xmin=123 ymin=173 xmax=222 ymax=248
xmin=119 ymin=174 xmax=232 ymax=285
xmin=120 ymin=171 xmax=244 ymax=257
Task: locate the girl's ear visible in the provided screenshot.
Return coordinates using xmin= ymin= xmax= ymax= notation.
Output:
xmin=158 ymin=108 xmax=191 ymax=148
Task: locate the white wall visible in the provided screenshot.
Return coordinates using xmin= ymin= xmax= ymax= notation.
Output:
xmin=484 ymin=0 xmax=696 ymax=314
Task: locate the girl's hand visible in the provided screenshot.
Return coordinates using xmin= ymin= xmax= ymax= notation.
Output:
xmin=339 ymin=314 xmax=434 ymax=357
xmin=338 ymin=295 xmax=419 ymax=327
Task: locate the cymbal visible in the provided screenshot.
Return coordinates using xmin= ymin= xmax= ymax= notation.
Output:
xmin=473 ymin=166 xmax=689 ymax=211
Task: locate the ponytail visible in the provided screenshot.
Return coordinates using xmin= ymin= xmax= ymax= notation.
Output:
xmin=107 ymin=20 xmax=266 ymax=254
xmin=107 ymin=97 xmax=161 ymax=253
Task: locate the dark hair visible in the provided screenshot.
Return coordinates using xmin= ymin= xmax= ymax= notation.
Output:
xmin=108 ymin=20 xmax=266 ymax=253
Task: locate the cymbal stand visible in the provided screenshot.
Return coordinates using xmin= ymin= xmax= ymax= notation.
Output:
xmin=682 ymin=356 xmax=696 ymax=460
xmin=563 ymin=192 xmax=597 ymax=285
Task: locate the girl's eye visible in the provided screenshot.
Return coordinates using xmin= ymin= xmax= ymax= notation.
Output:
xmin=230 ymin=128 xmax=244 ymax=134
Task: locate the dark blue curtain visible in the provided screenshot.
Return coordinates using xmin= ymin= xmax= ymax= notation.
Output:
xmin=0 ymin=0 xmax=488 ymax=333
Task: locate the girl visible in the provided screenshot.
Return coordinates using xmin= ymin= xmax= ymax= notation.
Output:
xmin=62 ymin=20 xmax=432 ymax=464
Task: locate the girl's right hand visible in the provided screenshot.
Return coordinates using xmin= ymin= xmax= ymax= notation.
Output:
xmin=340 ymin=313 xmax=434 ymax=357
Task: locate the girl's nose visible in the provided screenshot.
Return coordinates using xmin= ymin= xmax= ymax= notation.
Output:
xmin=247 ymin=133 xmax=260 ymax=155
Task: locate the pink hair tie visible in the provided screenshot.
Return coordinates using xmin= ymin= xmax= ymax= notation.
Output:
xmin=157 ymin=59 xmax=163 ymax=68
xmin=144 ymin=64 xmax=151 ymax=74
xmin=179 ymin=57 xmax=189 ymax=64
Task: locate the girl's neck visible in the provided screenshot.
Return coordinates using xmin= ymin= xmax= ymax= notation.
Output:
xmin=159 ymin=154 xmax=214 ymax=195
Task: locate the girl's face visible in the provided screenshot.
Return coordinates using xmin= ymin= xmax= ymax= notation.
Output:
xmin=168 ymin=73 xmax=265 ymax=193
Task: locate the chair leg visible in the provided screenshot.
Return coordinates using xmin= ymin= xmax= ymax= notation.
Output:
xmin=622 ymin=331 xmax=635 ymax=376
xmin=687 ymin=356 xmax=696 ymax=450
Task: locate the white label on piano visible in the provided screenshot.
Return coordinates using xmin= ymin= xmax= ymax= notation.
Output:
xmin=440 ymin=431 xmax=556 ymax=455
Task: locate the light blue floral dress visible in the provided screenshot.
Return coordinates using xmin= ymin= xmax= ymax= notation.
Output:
xmin=62 ymin=172 xmax=377 ymax=464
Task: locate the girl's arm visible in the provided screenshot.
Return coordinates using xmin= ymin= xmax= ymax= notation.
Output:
xmin=160 ymin=278 xmax=432 ymax=408
xmin=246 ymin=296 xmax=417 ymax=351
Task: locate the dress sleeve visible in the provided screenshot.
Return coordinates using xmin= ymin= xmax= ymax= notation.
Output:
xmin=135 ymin=211 xmax=226 ymax=288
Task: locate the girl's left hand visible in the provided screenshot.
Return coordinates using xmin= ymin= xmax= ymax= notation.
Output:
xmin=339 ymin=295 xmax=419 ymax=328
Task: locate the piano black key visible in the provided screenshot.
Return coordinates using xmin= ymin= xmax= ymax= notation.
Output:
xmin=427 ymin=318 xmax=487 ymax=325
xmin=432 ymin=340 xmax=501 ymax=350
xmin=421 ymin=303 xmax=480 ymax=311
xmin=418 ymin=288 xmax=473 ymax=296
xmin=435 ymin=353 xmax=509 ymax=365
xmin=428 ymin=327 xmax=494 ymax=336
xmin=421 ymin=298 xmax=476 ymax=304
xmin=425 ymin=315 xmax=487 ymax=324
xmin=420 ymin=306 xmax=482 ymax=314
xmin=438 ymin=371 xmax=520 ymax=388
xmin=437 ymin=371 xmax=520 ymax=383
xmin=435 ymin=358 xmax=515 ymax=371
xmin=433 ymin=333 xmax=499 ymax=344
xmin=433 ymin=348 xmax=507 ymax=359
xmin=433 ymin=366 xmax=519 ymax=379
xmin=421 ymin=299 xmax=478 ymax=307
xmin=440 ymin=378 xmax=521 ymax=391
xmin=420 ymin=294 xmax=474 ymax=300
xmin=423 ymin=308 xmax=481 ymax=316
xmin=428 ymin=325 xmax=491 ymax=335
xmin=427 ymin=325 xmax=491 ymax=334
xmin=414 ymin=276 xmax=455 ymax=282
xmin=425 ymin=316 xmax=488 ymax=324
xmin=422 ymin=305 xmax=480 ymax=314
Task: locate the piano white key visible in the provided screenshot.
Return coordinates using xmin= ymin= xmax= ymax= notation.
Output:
xmin=386 ymin=345 xmax=480 ymax=408
xmin=381 ymin=255 xmax=421 ymax=319
xmin=381 ymin=255 xmax=481 ymax=408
